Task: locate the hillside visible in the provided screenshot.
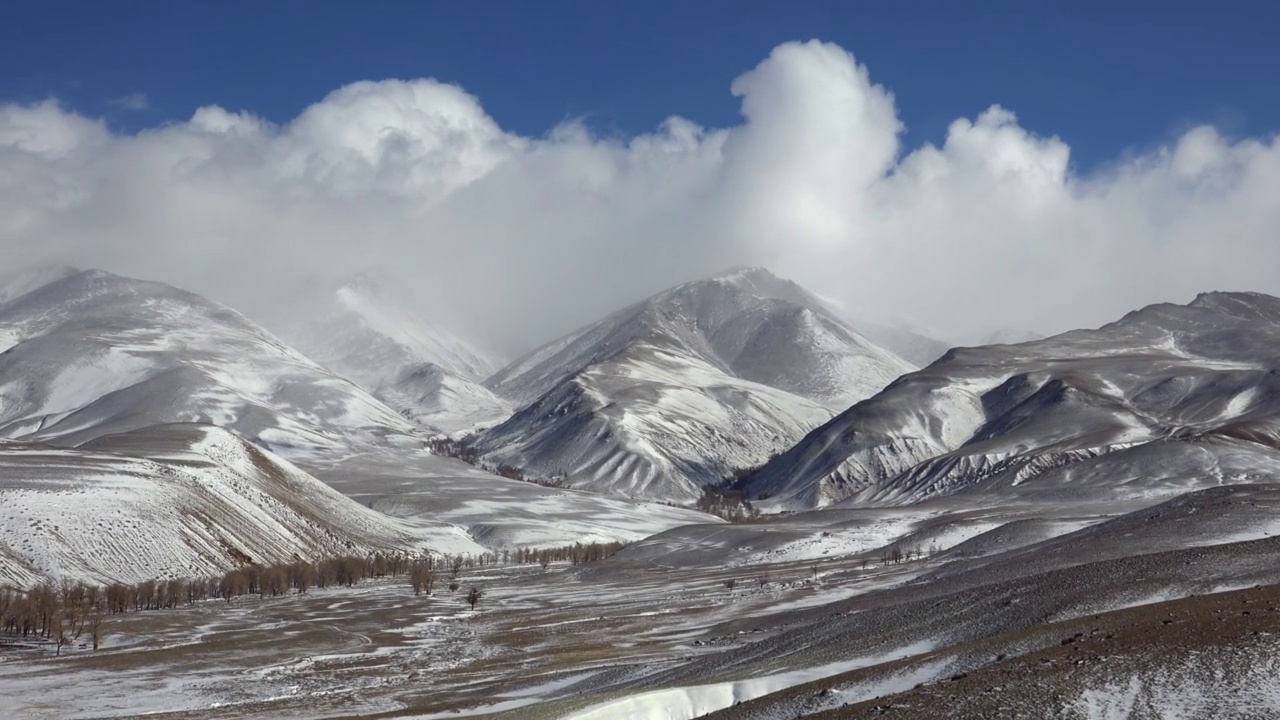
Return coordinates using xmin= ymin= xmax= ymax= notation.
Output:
xmin=0 ymin=269 xmax=419 ymax=459
xmin=742 ymin=291 xmax=1280 ymax=509
xmin=476 ymin=268 xmax=914 ymax=503
xmin=0 ymin=423 xmax=482 ymax=586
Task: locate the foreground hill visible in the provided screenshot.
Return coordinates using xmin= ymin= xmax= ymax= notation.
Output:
xmin=0 ymin=269 xmax=419 ymax=458
xmin=0 ymin=423 xmax=483 ymax=586
xmin=476 ymin=268 xmax=914 ymax=502
xmin=288 ymin=273 xmax=512 ymax=434
xmin=743 ymin=291 xmax=1280 ymax=509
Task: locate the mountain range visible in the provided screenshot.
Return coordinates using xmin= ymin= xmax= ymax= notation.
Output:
xmin=4 ymin=260 xmax=1280 ymax=718
xmin=742 ymin=290 xmax=1280 ymax=510
xmin=0 ymin=268 xmax=419 ymax=458
xmin=8 ymin=260 xmax=1280 ymax=584
xmin=0 ymin=266 xmax=729 ymax=583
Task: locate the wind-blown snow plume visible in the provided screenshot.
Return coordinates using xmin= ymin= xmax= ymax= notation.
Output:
xmin=2 ymin=40 xmax=1279 ymax=348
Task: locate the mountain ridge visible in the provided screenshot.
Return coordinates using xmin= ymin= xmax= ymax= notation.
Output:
xmin=741 ymin=290 xmax=1280 ymax=510
xmin=0 ymin=268 xmax=420 ymax=458
xmin=475 ymin=267 xmax=915 ymax=502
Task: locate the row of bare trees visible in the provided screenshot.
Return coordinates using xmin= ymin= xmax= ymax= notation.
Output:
xmin=407 ymin=541 xmax=627 ymax=596
xmin=693 ymin=487 xmax=762 ymax=523
xmin=0 ymin=582 xmax=108 ymax=654
xmin=423 ymin=437 xmax=567 ymax=488
xmin=1 ymin=540 xmax=631 ymax=654
xmin=877 ymin=543 xmax=939 ymax=566
xmin=520 ymin=540 xmax=628 ymax=569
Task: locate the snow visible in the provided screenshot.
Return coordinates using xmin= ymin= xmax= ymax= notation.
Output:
xmin=308 ymin=449 xmax=722 ymax=551
xmin=285 ymin=273 xmax=512 ymax=434
xmin=729 ymin=516 xmax=919 ymax=567
xmin=477 ymin=268 xmax=913 ymax=503
xmin=747 ymin=289 xmax=1280 ymax=510
xmin=0 ymin=424 xmax=484 ymax=585
xmin=0 ymin=270 xmax=422 ymax=458
xmin=1074 ymin=650 xmax=1280 ymax=720
xmin=817 ymin=660 xmax=953 ymax=711
xmin=561 ymin=640 xmax=936 ymax=720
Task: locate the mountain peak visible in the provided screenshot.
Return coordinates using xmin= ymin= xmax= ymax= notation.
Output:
xmin=700 ymin=266 xmax=799 ymax=295
xmin=707 ymin=265 xmax=779 ymax=284
xmin=1188 ymin=290 xmax=1280 ymax=320
xmin=654 ymin=266 xmax=825 ymax=313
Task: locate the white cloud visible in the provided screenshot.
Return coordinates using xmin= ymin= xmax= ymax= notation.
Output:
xmin=1 ymin=40 xmax=1278 ymax=351
xmin=109 ymin=92 xmax=150 ymax=111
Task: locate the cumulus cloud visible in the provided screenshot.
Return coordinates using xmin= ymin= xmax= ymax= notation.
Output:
xmin=1 ymin=40 xmax=1278 ymax=352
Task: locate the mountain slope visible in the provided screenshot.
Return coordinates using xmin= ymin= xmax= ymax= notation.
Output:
xmin=476 ymin=268 xmax=915 ymax=503
xmin=742 ymin=291 xmax=1280 ymax=510
xmin=0 ymin=269 xmax=418 ymax=458
xmin=855 ymin=320 xmax=953 ymax=368
xmin=487 ymin=267 xmax=913 ymax=410
xmin=288 ymin=274 xmax=511 ymax=433
xmin=0 ymin=423 xmax=482 ymax=586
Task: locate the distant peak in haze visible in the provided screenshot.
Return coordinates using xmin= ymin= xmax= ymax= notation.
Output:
xmin=339 ymin=269 xmax=392 ymax=296
xmin=0 ymin=262 xmax=83 ymax=306
xmin=975 ymin=328 xmax=1045 ymax=346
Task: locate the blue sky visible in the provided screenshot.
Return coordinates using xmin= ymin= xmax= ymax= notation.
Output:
xmin=3 ymin=1 xmax=1279 ymax=343
xmin=3 ymin=1 xmax=1275 ymax=171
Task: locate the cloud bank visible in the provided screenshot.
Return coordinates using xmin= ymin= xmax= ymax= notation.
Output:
xmin=1 ymin=40 xmax=1278 ymax=350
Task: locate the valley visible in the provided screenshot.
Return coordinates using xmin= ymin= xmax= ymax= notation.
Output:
xmin=3 ymin=485 xmax=1278 ymax=718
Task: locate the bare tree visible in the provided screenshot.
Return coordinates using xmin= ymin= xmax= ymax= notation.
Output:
xmin=410 ymin=557 xmax=436 ymax=596
xmin=465 ymin=586 xmax=483 ymax=611
xmin=51 ymin=609 xmax=68 ymax=656
xmin=88 ymin=600 xmax=106 ymax=651
xmin=756 ymin=572 xmax=771 ymax=589
xmin=724 ymin=578 xmax=737 ymax=591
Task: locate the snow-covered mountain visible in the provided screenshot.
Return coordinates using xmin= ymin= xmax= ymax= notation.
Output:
xmin=974 ymin=327 xmax=1046 ymax=346
xmin=854 ymin=319 xmax=1044 ymax=367
xmin=855 ymin=320 xmax=953 ymax=367
xmin=288 ymin=273 xmax=511 ymax=434
xmin=0 ymin=269 xmax=419 ymax=458
xmin=742 ymin=291 xmax=1280 ymax=510
xmin=0 ymin=423 xmax=482 ymax=586
xmin=475 ymin=267 xmax=915 ymax=503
